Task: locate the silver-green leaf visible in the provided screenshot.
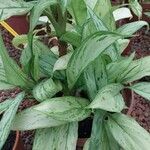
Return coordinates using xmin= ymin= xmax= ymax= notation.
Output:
xmin=33 ymin=122 xmax=78 ymax=150
xmin=129 ymin=82 xmax=150 ymax=101
xmin=34 ymin=96 xmax=91 ymax=122
xmin=33 ymin=78 xmax=62 ymax=102
xmin=67 ymin=32 xmax=121 ymax=89
xmin=88 ymin=84 xmax=124 ymax=112
xmin=0 ymin=92 xmax=25 ymax=149
xmin=106 ymin=113 xmax=150 ymax=150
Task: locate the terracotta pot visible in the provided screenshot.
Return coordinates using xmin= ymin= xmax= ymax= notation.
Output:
xmin=13 ymin=131 xmax=25 ymax=150
xmin=6 ymin=15 xmax=29 ymax=35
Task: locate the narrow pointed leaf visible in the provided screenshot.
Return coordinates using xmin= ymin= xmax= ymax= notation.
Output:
xmin=122 ymin=56 xmax=150 ymax=83
xmin=0 ymin=35 xmax=34 ymax=89
xmin=129 ymin=82 xmax=150 ymax=100
xmin=0 ymin=92 xmax=25 ymax=149
xmin=30 ymin=0 xmax=57 ymax=31
xmin=117 ymin=21 xmax=149 ymax=35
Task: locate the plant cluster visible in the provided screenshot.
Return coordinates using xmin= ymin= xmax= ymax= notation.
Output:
xmin=0 ymin=0 xmax=150 ymax=150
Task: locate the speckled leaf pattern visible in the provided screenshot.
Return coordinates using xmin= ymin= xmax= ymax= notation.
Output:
xmin=33 ymin=122 xmax=78 ymax=150
xmin=12 ymin=108 xmax=67 ymax=131
xmin=0 ymin=35 xmax=34 ymax=89
xmin=33 ymin=78 xmax=62 ymax=102
xmin=67 ymin=32 xmax=121 ymax=89
xmin=117 ymin=21 xmax=148 ymax=35
xmin=129 ymin=82 xmax=150 ymax=101
xmin=89 ymin=84 xmax=125 ymax=112
xmin=29 ymin=0 xmax=57 ymax=31
xmin=106 ymin=113 xmax=150 ymax=150
xmin=34 ymin=96 xmax=91 ymax=122
xmin=0 ymin=92 xmax=25 ymax=149
xmin=0 ymin=0 xmax=33 ymax=21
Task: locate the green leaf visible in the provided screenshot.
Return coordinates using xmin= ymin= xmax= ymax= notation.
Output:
xmin=129 ymin=82 xmax=150 ymax=101
xmin=84 ymin=55 xmax=108 ymax=100
xmin=53 ymin=52 xmax=73 ymax=72
xmin=106 ymin=113 xmax=150 ymax=150
xmin=59 ymin=0 xmax=71 ymax=14
xmin=0 ymin=0 xmax=33 ymax=21
xmin=0 ymin=92 xmax=25 ymax=149
xmin=144 ymin=12 xmax=150 ymax=17
xmin=88 ymin=84 xmax=125 ymax=112
xmin=12 ymin=108 xmax=67 ymax=131
xmin=122 ymin=56 xmax=150 ymax=83
xmin=33 ymin=122 xmax=78 ymax=150
xmin=60 ymin=31 xmax=82 ymax=47
xmin=0 ymin=35 xmax=34 ymax=89
xmin=67 ymin=32 xmax=121 ymax=89
xmin=117 ymin=21 xmax=149 ymax=35
xmin=107 ymin=53 xmax=135 ymax=83
xmin=29 ymin=0 xmax=57 ymax=31
xmin=93 ymin=0 xmax=116 ymax=30
xmin=34 ymin=96 xmax=91 ymax=122
xmin=39 ymin=46 xmax=58 ymax=77
xmin=88 ymin=111 xmax=120 ymax=150
xmin=33 ymin=78 xmax=62 ymax=102
xmin=0 ymin=99 xmax=12 ymax=114
xmin=0 ymin=81 xmax=15 ymax=90
xmin=68 ymin=0 xmax=87 ymax=26
xmin=129 ymin=0 xmax=142 ymax=18
xmin=116 ymin=39 xmax=130 ymax=55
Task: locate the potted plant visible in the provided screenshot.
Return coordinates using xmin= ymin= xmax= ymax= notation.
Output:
xmin=0 ymin=0 xmax=150 ymax=150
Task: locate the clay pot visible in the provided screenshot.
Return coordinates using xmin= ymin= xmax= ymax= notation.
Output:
xmin=13 ymin=131 xmax=25 ymax=150
xmin=6 ymin=15 xmax=29 ymax=35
